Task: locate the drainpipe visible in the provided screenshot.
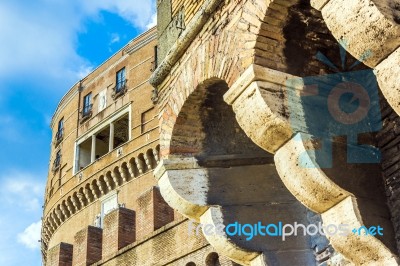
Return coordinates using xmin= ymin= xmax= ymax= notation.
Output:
xmin=76 ymin=80 xmax=83 ymax=138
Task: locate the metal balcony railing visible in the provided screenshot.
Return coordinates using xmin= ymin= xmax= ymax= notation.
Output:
xmin=54 ymin=129 xmax=64 ymax=146
xmin=112 ymin=80 xmax=127 ymax=99
xmin=52 ymin=155 xmax=61 ymax=172
xmin=81 ymin=104 xmax=93 ymax=122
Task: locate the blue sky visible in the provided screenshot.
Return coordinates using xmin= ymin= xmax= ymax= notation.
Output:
xmin=0 ymin=1 xmax=155 ymax=265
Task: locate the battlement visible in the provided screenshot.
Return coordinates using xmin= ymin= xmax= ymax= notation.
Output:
xmin=47 ymin=186 xmax=175 ymax=265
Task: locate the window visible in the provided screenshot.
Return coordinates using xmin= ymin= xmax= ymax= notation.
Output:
xmin=55 ymin=118 xmax=64 ymax=144
xmin=53 ymin=150 xmax=61 ymax=171
xmin=115 ymin=68 xmax=126 ymax=94
xmin=82 ymin=93 xmax=92 ymax=119
xmin=100 ymin=193 xmax=118 ymax=227
xmin=74 ymin=106 xmax=131 ymax=173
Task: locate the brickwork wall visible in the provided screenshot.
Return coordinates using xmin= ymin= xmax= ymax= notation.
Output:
xmin=47 ymin=170 xmax=156 ymax=248
xmin=46 ymin=243 xmax=73 ymax=266
xmin=253 ymin=0 xmax=369 ymax=76
xmin=155 ymin=0 xmax=371 ymax=158
xmin=43 ymin=28 xmax=163 ymax=260
xmin=72 ymin=226 xmax=102 ymax=266
xmin=45 ymin=28 xmax=157 ymax=213
xmin=136 ymin=186 xmax=175 ymax=240
xmin=98 ymin=219 xmax=209 ymax=266
xmin=153 ymin=186 xmax=175 ymax=230
xmin=378 ymin=97 xmax=400 ymax=254
xmin=102 ymin=208 xmax=136 ymax=259
xmin=171 ymin=0 xmax=204 ymax=25
xmin=167 ymin=245 xmax=241 ymax=266
xmin=157 ymin=0 xmax=206 ymax=62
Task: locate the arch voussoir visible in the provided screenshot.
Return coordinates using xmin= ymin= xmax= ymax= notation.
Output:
xmin=152 ymin=0 xmax=400 ymax=264
xmin=313 ymin=0 xmax=400 ymax=116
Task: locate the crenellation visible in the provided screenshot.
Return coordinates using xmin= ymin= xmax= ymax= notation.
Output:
xmin=72 ymin=226 xmax=102 ymax=266
xmin=102 ymin=207 xmax=136 ymax=259
xmin=47 ymin=242 xmax=73 ymax=266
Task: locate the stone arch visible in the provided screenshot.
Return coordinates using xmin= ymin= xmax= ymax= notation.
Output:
xmin=78 ymin=187 xmax=88 ymax=206
xmin=128 ymin=157 xmax=139 ymax=178
xmin=153 ymin=145 xmax=160 ymax=163
xmin=155 ymin=77 xmax=323 ymax=265
xmin=185 ymin=262 xmax=196 ymax=266
xmin=153 ymin=0 xmax=399 ymax=264
xmin=111 ymin=166 xmax=122 ymax=187
xmin=105 ymin=171 xmax=116 ymax=191
xmin=252 ymin=0 xmax=369 ymax=77
xmin=309 ymin=0 xmax=400 ymax=116
xmin=49 ymin=213 xmax=57 ymax=230
xmin=66 ymin=196 xmax=76 ymax=215
xmin=137 ymin=154 xmax=147 ymax=173
xmin=166 ymin=78 xmax=266 ymax=161
xmin=145 ymin=149 xmax=157 ymax=169
xmin=55 ymin=205 xmax=63 ymax=223
xmin=98 ymin=175 xmax=109 ymax=194
xmin=90 ymin=180 xmax=101 ymax=199
xmin=120 ymin=162 xmax=131 ymax=182
xmin=60 ymin=200 xmax=70 ymax=219
xmin=72 ymin=192 xmax=81 ymax=210
xmin=94 ymin=179 xmax=104 ymax=197
xmin=84 ymin=183 xmax=94 ymax=203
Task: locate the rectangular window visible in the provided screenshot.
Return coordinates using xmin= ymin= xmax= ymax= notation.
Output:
xmin=74 ymin=106 xmax=131 ymax=174
xmin=116 ymin=68 xmax=126 ymax=93
xmin=82 ymin=93 xmax=92 ymax=117
xmin=100 ymin=193 xmax=118 ymax=227
xmin=55 ymin=118 xmax=64 ymax=144
xmin=58 ymin=118 xmax=64 ymax=133
xmin=53 ymin=150 xmax=61 ymax=171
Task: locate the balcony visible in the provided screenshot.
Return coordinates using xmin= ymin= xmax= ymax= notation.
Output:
xmin=54 ymin=129 xmax=64 ymax=146
xmin=80 ymin=104 xmax=93 ymax=123
xmin=42 ymin=132 xmax=160 ymax=247
xmin=112 ymin=80 xmax=127 ymax=100
xmin=52 ymin=155 xmax=61 ymax=172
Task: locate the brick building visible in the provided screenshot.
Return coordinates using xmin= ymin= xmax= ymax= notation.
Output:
xmin=43 ymin=0 xmax=400 ymax=265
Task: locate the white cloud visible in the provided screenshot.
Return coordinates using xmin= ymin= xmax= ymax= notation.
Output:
xmin=77 ymin=65 xmax=95 ymax=80
xmin=0 ymin=0 xmax=156 ymax=85
xmin=17 ymin=221 xmax=42 ymax=250
xmin=2 ymin=171 xmax=44 ymax=212
xmin=110 ymin=33 xmax=121 ymax=45
xmin=82 ymin=0 xmax=156 ymax=29
xmin=146 ymin=13 xmax=157 ymax=29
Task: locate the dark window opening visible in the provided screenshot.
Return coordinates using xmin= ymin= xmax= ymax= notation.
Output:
xmin=113 ymin=114 xmax=129 ymax=148
xmin=77 ymin=138 xmax=91 ymax=171
xmin=53 ymin=150 xmax=61 ymax=172
xmin=81 ymin=93 xmax=93 ymax=121
xmin=55 ymin=118 xmax=64 ymax=145
xmin=96 ymin=125 xmax=111 ymax=158
xmin=75 ymin=113 xmax=130 ymax=173
xmin=113 ymin=68 xmax=127 ymax=99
